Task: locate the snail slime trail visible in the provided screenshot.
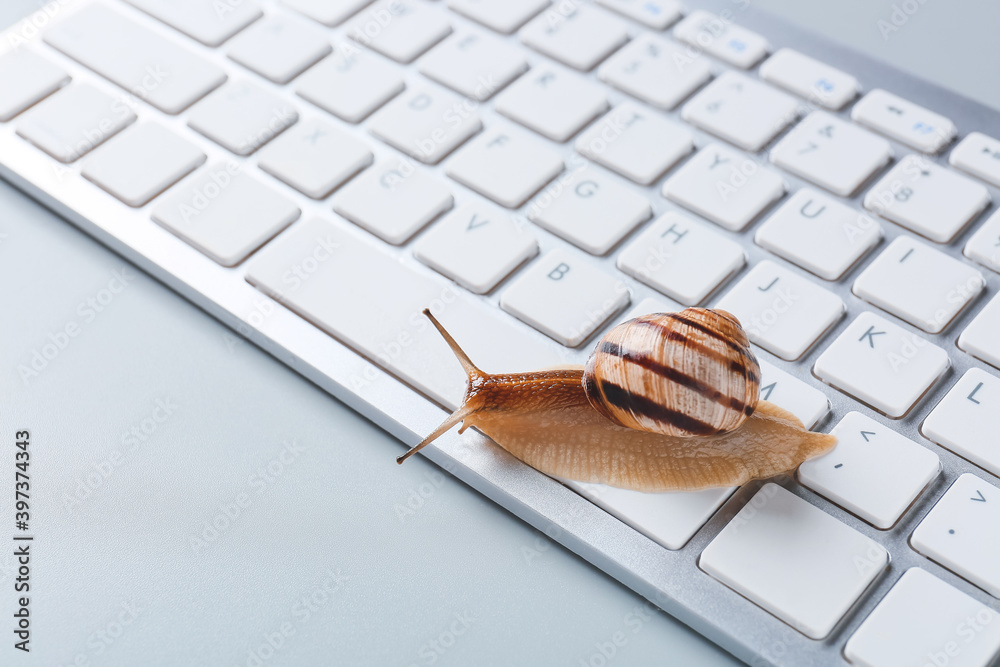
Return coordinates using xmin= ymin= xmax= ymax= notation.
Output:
xmin=398 ymin=309 xmax=836 ymax=492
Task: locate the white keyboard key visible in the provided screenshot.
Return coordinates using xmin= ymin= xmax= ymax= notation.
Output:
xmin=368 ymin=87 xmax=482 ymax=164
xmin=595 ymin=0 xmax=682 ymax=29
xmin=0 ymin=50 xmax=69 ymax=122
xmin=949 ymin=131 xmax=1000 ymax=188
xmin=715 ymin=260 xmax=844 ymax=361
xmin=960 ymin=293 xmax=1000 ymax=371
xmin=672 ymin=11 xmax=769 ymax=69
xmin=281 ymin=0 xmax=374 ymax=27
xmin=528 ymin=166 xmax=651 ymax=255
xmin=755 ymin=189 xmax=881 ymax=281
xmin=295 ymin=46 xmax=404 ymax=123
xmin=447 ymin=0 xmax=548 ymax=34
xmin=332 ymin=159 xmax=453 ymax=244
xmin=863 ymin=155 xmax=990 ymax=243
xmin=520 ymin=6 xmax=630 ymax=72
xmin=347 ymin=0 xmax=451 ymax=63
xmin=965 ymin=209 xmax=1000 ymax=274
xmin=576 ymin=102 xmax=693 ymax=185
xmin=151 ymin=163 xmax=300 ymax=267
xmin=446 ymin=126 xmax=563 ymax=208
xmin=246 ymin=217 xmax=562 ymax=408
xmin=701 ymin=484 xmax=887 ymax=640
xmin=923 ymin=368 xmax=1000 ymax=479
xmin=44 ymin=5 xmax=226 ymax=114
xmin=846 ymin=568 xmax=1000 ymax=667
xmin=16 ymin=84 xmax=136 ymax=163
xmin=853 ymin=236 xmax=985 ymax=334
xmin=226 ymin=15 xmax=331 ymax=84
xmin=413 ymin=201 xmax=538 ymax=293
xmin=257 ymin=118 xmax=373 ymax=199
xmin=419 ymin=31 xmax=528 ymax=101
xmin=187 ymin=81 xmax=298 ymax=156
xmin=813 ymin=311 xmax=949 ymax=418
xmin=501 ymin=249 xmax=630 ymax=346
xmin=124 ymin=0 xmax=261 ymax=46
xmin=495 ymin=64 xmax=609 ymax=142
xmin=682 ymin=71 xmax=799 ymax=152
xmin=799 ymin=412 xmax=940 ymax=529
xmin=770 ymin=111 xmax=892 ymax=197
xmin=756 ymin=360 xmax=830 ymax=429
xmin=598 ymin=33 xmax=713 ymax=110
xmin=851 ymin=89 xmax=957 ymax=154
xmin=758 ymin=48 xmax=859 ymax=110
xmin=82 ymin=123 xmax=206 ymax=207
xmin=617 ymin=212 xmax=745 ymax=305
xmin=662 ymin=144 xmax=786 ymax=231
xmin=567 ymin=481 xmax=735 ymax=550
xmin=912 ymin=473 xmax=1000 ymax=597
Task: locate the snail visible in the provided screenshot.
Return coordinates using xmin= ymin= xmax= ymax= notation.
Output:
xmin=397 ymin=308 xmax=836 ymax=492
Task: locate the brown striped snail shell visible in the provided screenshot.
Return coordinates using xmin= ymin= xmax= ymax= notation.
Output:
xmin=582 ymin=309 xmax=761 ymax=438
xmin=397 ymin=307 xmax=835 ymax=493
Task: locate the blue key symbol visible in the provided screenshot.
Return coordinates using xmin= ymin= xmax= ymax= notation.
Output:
xmin=816 ymin=78 xmax=834 ymax=92
xmin=913 ymin=122 xmax=934 ymax=135
xmin=643 ymin=2 xmax=661 ymax=15
xmin=728 ymin=39 xmax=746 ymax=53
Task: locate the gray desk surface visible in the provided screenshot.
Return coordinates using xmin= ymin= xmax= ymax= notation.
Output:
xmin=2 ymin=1 xmax=994 ymax=665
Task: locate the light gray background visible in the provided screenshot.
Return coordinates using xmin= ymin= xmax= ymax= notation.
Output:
xmin=0 ymin=1 xmax=993 ymax=665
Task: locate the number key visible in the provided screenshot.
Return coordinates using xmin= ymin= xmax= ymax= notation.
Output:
xmin=770 ymin=111 xmax=891 ymax=197
xmin=864 ymin=155 xmax=990 ymax=243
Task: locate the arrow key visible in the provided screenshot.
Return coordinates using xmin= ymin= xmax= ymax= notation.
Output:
xmin=912 ymin=473 xmax=1000 ymax=597
xmin=799 ymin=411 xmax=940 ymax=529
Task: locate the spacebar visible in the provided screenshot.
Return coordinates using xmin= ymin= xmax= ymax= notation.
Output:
xmin=245 ymin=217 xmax=564 ymax=408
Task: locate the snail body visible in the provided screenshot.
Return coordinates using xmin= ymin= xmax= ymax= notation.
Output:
xmin=397 ymin=308 xmax=836 ymax=492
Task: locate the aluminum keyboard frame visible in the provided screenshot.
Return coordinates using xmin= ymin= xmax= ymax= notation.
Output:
xmin=2 ymin=1 xmax=1000 ymax=664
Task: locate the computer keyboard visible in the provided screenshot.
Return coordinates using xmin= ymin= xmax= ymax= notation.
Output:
xmin=2 ymin=0 xmax=1000 ymax=664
